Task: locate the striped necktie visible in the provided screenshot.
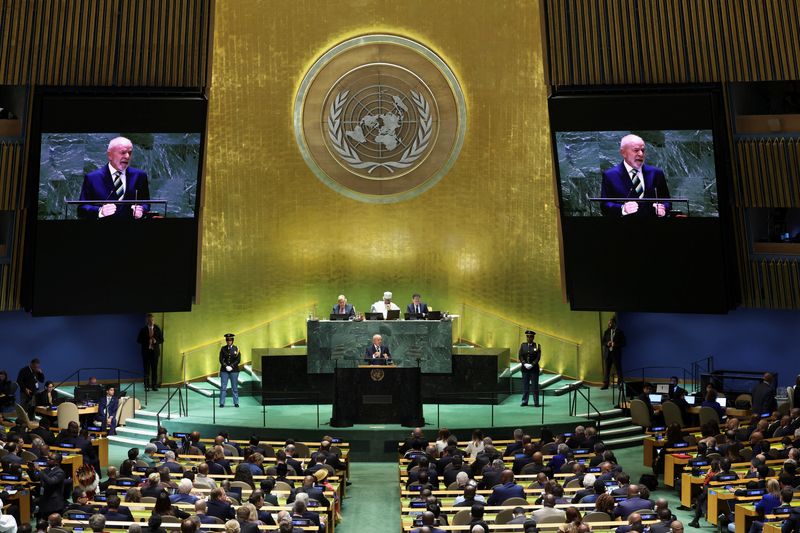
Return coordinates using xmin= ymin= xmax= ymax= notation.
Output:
xmin=113 ymin=170 xmax=124 ymax=200
xmin=630 ymin=168 xmax=643 ymax=198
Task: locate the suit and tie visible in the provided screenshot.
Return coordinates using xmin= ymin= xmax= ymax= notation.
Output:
xmin=365 ymin=343 xmax=392 ymax=365
xmin=600 ymin=162 xmax=671 ymax=217
xmin=331 ymin=303 xmax=356 ymax=318
xmin=78 ymin=165 xmax=151 ymax=219
xmin=97 ymin=394 xmax=119 ymax=434
xmin=406 ymin=302 xmax=429 ymax=315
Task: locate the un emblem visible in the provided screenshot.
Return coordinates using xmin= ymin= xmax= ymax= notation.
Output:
xmin=294 ymin=35 xmax=466 ymax=203
xmin=370 ymin=369 xmax=385 ymax=382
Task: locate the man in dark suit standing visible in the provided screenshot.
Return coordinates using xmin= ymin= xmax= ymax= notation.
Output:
xmin=331 ymin=295 xmax=356 ymax=318
xmin=406 ymin=293 xmax=429 ymax=316
xmin=602 ymin=317 xmax=626 ymax=390
xmin=518 ymin=329 xmax=541 ymax=406
xmin=17 ymin=358 xmax=44 ymax=417
xmin=28 ymin=452 xmax=67 ymax=519
xmin=78 ymin=136 xmax=150 ymax=219
xmin=751 ymin=373 xmax=777 ymax=416
xmin=600 ymin=134 xmax=671 ymax=217
xmin=219 ymin=333 xmax=241 ymax=408
xmin=365 ymin=334 xmax=392 ymax=365
xmin=136 ymin=313 xmax=164 ymax=391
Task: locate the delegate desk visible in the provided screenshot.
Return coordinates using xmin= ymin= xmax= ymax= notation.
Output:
xmin=331 ymin=365 xmax=423 ymax=427
xmin=307 ymin=318 xmax=453 ymax=373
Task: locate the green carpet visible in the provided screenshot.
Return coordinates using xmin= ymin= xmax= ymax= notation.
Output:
xmin=337 ymin=462 xmax=399 ymax=533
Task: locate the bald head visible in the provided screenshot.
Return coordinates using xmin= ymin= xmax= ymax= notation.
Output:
xmin=500 ymin=469 xmax=514 ymax=484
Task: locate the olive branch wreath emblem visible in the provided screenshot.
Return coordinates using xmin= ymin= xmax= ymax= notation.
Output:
xmin=327 ymin=89 xmax=432 ymax=174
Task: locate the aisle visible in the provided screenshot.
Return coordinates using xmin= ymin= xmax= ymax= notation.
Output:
xmin=337 ymin=462 xmax=400 ymax=533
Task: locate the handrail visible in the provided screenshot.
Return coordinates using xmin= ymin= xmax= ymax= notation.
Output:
xmin=52 ymin=367 xmax=147 ymax=407
xmin=570 ymin=386 xmax=602 ymax=429
xmin=459 ymin=303 xmax=581 ymax=347
xmin=178 ymin=302 xmax=318 ymax=385
xmin=155 ymin=385 xmax=185 ymax=429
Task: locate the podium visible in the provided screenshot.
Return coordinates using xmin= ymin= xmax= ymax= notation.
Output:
xmin=330 ymin=365 xmax=424 ymax=427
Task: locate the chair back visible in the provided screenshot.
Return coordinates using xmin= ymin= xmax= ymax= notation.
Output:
xmin=329 ymin=445 xmax=342 ymax=457
xmin=259 ymin=444 xmax=276 ymax=458
xmin=230 ymin=481 xmax=252 ymax=490
xmin=293 ymin=442 xmax=311 ymax=458
xmin=116 ymin=396 xmax=141 ymax=427
xmin=565 ymin=478 xmax=582 ymax=488
xmin=661 ymin=401 xmax=684 ymax=427
xmin=140 ymin=496 xmax=157 ymax=503
xmin=57 ymin=402 xmax=80 ymax=429
xmin=501 ymin=496 xmax=528 ymax=506
xmin=14 ymin=403 xmax=36 ymax=429
xmin=739 ymin=447 xmax=753 ymax=461
xmin=447 ymin=481 xmax=461 ymax=490
xmin=494 ymin=508 xmax=515 ymax=524
xmin=222 ymin=443 xmax=238 ymax=456
xmin=698 ymin=406 xmax=721 ymax=426
xmin=274 ymin=481 xmax=292 ymax=492
xmin=160 ymin=516 xmax=181 ymax=523
xmin=451 ymin=509 xmax=472 ymax=525
xmin=20 ymin=450 xmax=37 ymax=462
xmin=206 ymin=517 xmax=224 ymax=525
xmin=540 ymin=442 xmax=557 ymax=454
xmin=537 ymin=515 xmax=567 ymax=524
xmin=788 ymin=386 xmax=795 ymax=410
xmin=583 ymin=512 xmax=611 ymax=523
xmin=629 ymin=399 xmax=652 ymax=428
xmin=520 ymin=462 xmax=541 ymax=475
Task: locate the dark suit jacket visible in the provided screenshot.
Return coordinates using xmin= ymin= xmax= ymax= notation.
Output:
xmin=102 ymin=508 xmax=135 ymax=522
xmin=219 ymin=345 xmax=241 ymax=373
xmin=31 ymin=465 xmax=67 ymax=515
xmin=600 ymin=162 xmax=671 ymax=217
xmin=331 ymin=303 xmax=355 ymax=317
xmin=16 ymin=365 xmax=44 ymax=398
xmin=518 ymin=342 xmax=541 ymax=368
xmin=751 ymin=380 xmax=777 ymax=416
xmin=78 ymin=166 xmax=150 ymax=219
xmin=364 ymin=344 xmax=392 ymax=364
xmin=137 ymin=324 xmax=164 ymax=355
xmin=206 ymin=499 xmax=236 ymax=520
xmin=487 ymin=482 xmax=525 ymax=505
xmin=602 ymin=327 xmax=626 ymax=357
xmin=98 ymin=394 xmax=119 ymax=421
xmin=406 ymin=303 xmax=429 ymax=315
xmin=614 ymin=497 xmax=654 ymax=519
xmin=35 ymin=389 xmax=59 ymax=407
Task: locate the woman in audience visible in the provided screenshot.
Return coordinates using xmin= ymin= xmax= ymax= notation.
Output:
xmin=747 ymin=478 xmax=782 ymax=533
xmin=435 ymin=429 xmax=451 ymax=453
xmin=119 ymin=459 xmax=142 ymax=483
xmin=558 ymin=506 xmax=582 ymax=533
xmin=594 ymin=493 xmax=615 ymax=516
xmin=141 ymin=473 xmax=163 ymax=498
xmin=233 ymin=463 xmax=256 ymax=490
xmin=654 ymin=422 xmax=687 ymax=477
xmin=465 ymin=429 xmax=484 ymax=459
xmin=153 ymin=491 xmax=189 ymax=519
xmin=224 ymin=520 xmax=240 ymax=533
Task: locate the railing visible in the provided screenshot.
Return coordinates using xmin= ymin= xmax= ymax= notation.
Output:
xmin=51 ymin=366 xmax=146 ymax=418
xmin=178 ymin=302 xmax=318 ymax=384
xmin=568 ymin=386 xmax=602 ymax=430
xmin=457 ymin=303 xmax=583 ymax=379
xmin=618 ymin=356 xmax=716 ymax=403
xmin=155 ymin=385 xmax=187 ymax=429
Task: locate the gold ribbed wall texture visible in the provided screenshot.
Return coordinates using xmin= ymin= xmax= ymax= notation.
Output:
xmin=161 ymin=0 xmax=606 ymax=383
xmin=0 ymin=0 xmax=213 ymax=311
xmin=544 ymin=0 xmax=800 ymax=85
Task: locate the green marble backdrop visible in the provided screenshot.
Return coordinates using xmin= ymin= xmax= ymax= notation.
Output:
xmin=556 ymin=129 xmax=718 ymax=217
xmin=38 ymin=132 xmax=201 ymax=220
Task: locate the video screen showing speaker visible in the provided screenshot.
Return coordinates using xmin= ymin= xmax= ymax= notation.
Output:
xmin=25 ymin=92 xmax=207 ymax=315
xmin=549 ymin=90 xmax=736 ymax=313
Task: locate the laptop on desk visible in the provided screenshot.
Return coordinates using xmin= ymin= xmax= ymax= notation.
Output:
xmin=364 ymin=312 xmax=384 ymax=320
xmin=329 ymin=313 xmax=350 ymax=321
xmin=425 ymin=311 xmax=442 ymax=320
xmin=385 ymin=309 xmax=400 ymax=320
xmin=404 ymin=313 xmax=424 ymax=320
xmin=648 ymin=393 xmax=664 ymax=405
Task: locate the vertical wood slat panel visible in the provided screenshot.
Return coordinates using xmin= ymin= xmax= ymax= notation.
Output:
xmin=543 ymin=0 xmax=800 ymax=85
xmin=735 ymin=139 xmax=800 ymax=208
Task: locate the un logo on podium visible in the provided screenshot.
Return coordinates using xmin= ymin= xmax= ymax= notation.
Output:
xmin=370 ymin=369 xmax=385 ymax=382
xmin=294 ymin=35 xmax=466 ymax=203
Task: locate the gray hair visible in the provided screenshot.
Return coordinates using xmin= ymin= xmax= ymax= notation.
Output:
xmin=128 ymin=524 xmax=142 ymax=533
xmin=619 ymin=134 xmax=644 ymax=150
xmin=195 ymin=499 xmax=207 ymax=512
xmin=107 ymin=136 xmax=132 ymax=151
xmin=88 ymin=514 xmax=106 ymax=532
xmin=144 ymin=443 xmax=157 ymax=453
xmin=178 ymin=478 xmax=193 ymax=493
xmin=456 ymin=471 xmax=469 ymax=485
xmin=164 ymin=450 xmax=176 ymax=461
xmin=557 ymin=443 xmax=570 ymax=455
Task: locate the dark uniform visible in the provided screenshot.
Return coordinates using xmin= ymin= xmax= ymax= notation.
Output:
xmin=601 ymin=319 xmax=626 ymax=389
xmin=218 ymin=333 xmax=241 ymax=408
xmin=518 ymin=330 xmax=541 ymax=406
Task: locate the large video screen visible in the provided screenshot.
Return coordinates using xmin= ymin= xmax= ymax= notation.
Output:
xmin=38 ymin=132 xmax=201 ymax=220
xmin=24 ymin=93 xmax=207 ymax=315
xmin=549 ymin=90 xmax=736 ymax=313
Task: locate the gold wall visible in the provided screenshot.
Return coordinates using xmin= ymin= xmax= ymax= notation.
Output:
xmin=162 ymin=0 xmax=605 ymax=383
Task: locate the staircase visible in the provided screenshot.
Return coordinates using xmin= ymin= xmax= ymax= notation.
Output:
xmin=108 ymin=409 xmax=170 ymax=447
xmin=575 ymin=407 xmax=645 ymax=448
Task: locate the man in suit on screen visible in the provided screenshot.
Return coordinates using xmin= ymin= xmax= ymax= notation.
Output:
xmin=600 ymin=134 xmax=671 ymax=217
xmin=365 ymin=334 xmax=392 ymax=365
xmin=78 ymin=136 xmax=150 ymax=219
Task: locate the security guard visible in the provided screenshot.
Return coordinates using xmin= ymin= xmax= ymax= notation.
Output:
xmin=518 ymin=329 xmax=541 ymax=406
xmin=219 ymin=333 xmax=241 ymax=408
